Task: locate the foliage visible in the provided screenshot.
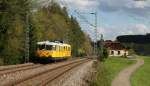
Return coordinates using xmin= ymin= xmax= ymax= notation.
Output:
xmin=117 ymin=34 xmax=150 ymax=56
xmin=117 ymin=33 xmax=150 ymax=44
xmin=91 ymin=62 xmax=109 ymax=86
xmin=0 ymin=0 xmax=30 ymax=64
xmin=30 ymin=2 xmax=92 ymax=58
xmin=97 ymin=47 xmax=109 ymax=62
xmin=0 ymin=1 xmax=93 ymax=64
xmin=124 ymin=43 xmax=150 ymax=56
xmin=128 ymin=49 xmax=136 ymax=56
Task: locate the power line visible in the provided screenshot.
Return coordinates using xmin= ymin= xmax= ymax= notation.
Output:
xmin=74 ymin=10 xmax=95 ymax=27
xmin=58 ymin=0 xmax=100 ymax=56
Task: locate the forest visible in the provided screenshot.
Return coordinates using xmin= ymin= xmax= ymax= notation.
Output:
xmin=117 ymin=34 xmax=150 ymax=56
xmin=117 ymin=33 xmax=150 ymax=44
xmin=0 ymin=0 xmax=93 ymax=65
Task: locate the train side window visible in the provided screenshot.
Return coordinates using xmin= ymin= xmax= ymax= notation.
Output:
xmin=52 ymin=45 xmax=56 ymax=50
xmin=65 ymin=47 xmax=67 ymax=51
xmin=66 ymin=46 xmax=67 ymax=51
xmin=62 ymin=46 xmax=64 ymax=51
xmin=61 ymin=46 xmax=63 ymax=51
xmin=56 ymin=45 xmax=58 ymax=51
xmin=60 ymin=46 xmax=62 ymax=51
xmin=46 ymin=45 xmax=53 ymax=50
xmin=59 ymin=46 xmax=60 ymax=51
xmin=58 ymin=46 xmax=59 ymax=51
xmin=63 ymin=46 xmax=65 ymax=51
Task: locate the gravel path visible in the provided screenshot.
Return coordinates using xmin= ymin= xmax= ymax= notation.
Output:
xmin=111 ymin=59 xmax=144 ymax=86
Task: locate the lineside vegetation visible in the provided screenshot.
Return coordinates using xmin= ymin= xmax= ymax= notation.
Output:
xmin=91 ymin=57 xmax=135 ymax=86
xmin=131 ymin=56 xmax=150 ymax=86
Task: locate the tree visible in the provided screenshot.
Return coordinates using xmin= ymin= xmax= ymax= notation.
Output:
xmin=0 ymin=0 xmax=30 ymax=64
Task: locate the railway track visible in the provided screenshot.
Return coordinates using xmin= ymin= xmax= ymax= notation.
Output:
xmin=16 ymin=59 xmax=90 ymax=86
xmin=0 ymin=63 xmax=34 ymax=71
xmin=0 ymin=58 xmax=91 ymax=86
xmin=0 ymin=64 xmax=43 ymax=76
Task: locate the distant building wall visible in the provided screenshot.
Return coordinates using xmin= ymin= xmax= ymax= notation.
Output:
xmin=109 ymin=50 xmax=128 ymax=57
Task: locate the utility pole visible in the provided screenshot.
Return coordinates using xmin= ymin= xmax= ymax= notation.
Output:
xmin=90 ymin=12 xmax=98 ymax=56
xmin=25 ymin=13 xmax=30 ymax=63
xmin=100 ymin=34 xmax=104 ymax=56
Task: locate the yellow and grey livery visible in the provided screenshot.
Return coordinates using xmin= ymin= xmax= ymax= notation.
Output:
xmin=36 ymin=41 xmax=71 ymax=60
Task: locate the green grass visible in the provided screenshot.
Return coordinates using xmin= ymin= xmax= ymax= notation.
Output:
xmin=105 ymin=57 xmax=135 ymax=81
xmin=131 ymin=56 xmax=150 ymax=86
xmin=92 ymin=57 xmax=135 ymax=86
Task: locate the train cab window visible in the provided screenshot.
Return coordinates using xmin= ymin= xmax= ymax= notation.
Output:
xmin=46 ymin=45 xmax=53 ymax=50
xmin=38 ymin=44 xmax=45 ymax=50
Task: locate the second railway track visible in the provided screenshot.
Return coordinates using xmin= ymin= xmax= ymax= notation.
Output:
xmin=0 ymin=64 xmax=43 ymax=76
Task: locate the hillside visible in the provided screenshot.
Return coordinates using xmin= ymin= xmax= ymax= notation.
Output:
xmin=117 ymin=33 xmax=150 ymax=44
xmin=0 ymin=1 xmax=92 ymax=65
xmin=116 ymin=34 xmax=150 ymax=56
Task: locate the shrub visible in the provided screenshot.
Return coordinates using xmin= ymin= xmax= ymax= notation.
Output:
xmin=97 ymin=47 xmax=109 ymax=62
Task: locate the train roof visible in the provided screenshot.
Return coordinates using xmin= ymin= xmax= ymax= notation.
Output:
xmin=37 ymin=41 xmax=70 ymax=46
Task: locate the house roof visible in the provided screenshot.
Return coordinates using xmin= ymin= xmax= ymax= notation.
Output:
xmin=104 ymin=42 xmax=126 ymax=50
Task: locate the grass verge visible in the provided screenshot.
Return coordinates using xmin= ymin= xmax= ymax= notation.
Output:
xmin=91 ymin=57 xmax=135 ymax=86
xmin=131 ymin=56 xmax=150 ymax=86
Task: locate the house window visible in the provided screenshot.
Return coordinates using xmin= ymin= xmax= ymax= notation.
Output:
xmin=118 ymin=51 xmax=120 ymax=55
xmin=111 ymin=51 xmax=114 ymax=55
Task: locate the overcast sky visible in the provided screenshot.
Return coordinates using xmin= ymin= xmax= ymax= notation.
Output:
xmin=56 ymin=0 xmax=150 ymax=40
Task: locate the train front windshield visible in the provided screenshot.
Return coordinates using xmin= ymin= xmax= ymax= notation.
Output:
xmin=37 ymin=44 xmax=53 ymax=50
xmin=38 ymin=44 xmax=46 ymax=50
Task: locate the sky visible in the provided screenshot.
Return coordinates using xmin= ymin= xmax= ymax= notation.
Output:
xmin=41 ymin=0 xmax=150 ymax=41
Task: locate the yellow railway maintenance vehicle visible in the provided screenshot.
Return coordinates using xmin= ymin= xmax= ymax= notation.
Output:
xmin=36 ymin=41 xmax=71 ymax=61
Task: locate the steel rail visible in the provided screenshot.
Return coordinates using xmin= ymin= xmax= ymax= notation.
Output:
xmin=14 ymin=59 xmax=89 ymax=86
xmin=39 ymin=59 xmax=90 ymax=86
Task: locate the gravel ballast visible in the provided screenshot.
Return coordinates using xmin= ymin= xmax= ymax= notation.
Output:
xmin=50 ymin=60 xmax=94 ymax=86
xmin=0 ymin=59 xmax=85 ymax=86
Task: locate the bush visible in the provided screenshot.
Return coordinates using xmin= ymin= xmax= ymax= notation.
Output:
xmin=97 ymin=47 xmax=109 ymax=62
xmin=90 ymin=62 xmax=110 ymax=86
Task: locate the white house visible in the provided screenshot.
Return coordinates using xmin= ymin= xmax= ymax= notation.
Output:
xmin=104 ymin=41 xmax=128 ymax=57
